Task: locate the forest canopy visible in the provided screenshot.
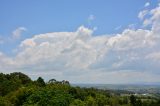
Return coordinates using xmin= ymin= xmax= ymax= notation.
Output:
xmin=0 ymin=72 xmax=160 ymax=106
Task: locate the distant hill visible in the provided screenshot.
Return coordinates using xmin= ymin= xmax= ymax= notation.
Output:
xmin=72 ymin=83 xmax=160 ymax=94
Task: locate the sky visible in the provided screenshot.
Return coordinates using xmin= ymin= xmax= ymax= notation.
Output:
xmin=0 ymin=0 xmax=160 ymax=84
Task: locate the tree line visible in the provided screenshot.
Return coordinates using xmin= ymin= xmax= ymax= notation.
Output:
xmin=0 ymin=72 xmax=160 ymax=106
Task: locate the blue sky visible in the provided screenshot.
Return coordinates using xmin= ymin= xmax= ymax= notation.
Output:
xmin=0 ymin=0 xmax=160 ymax=83
xmin=0 ymin=0 xmax=157 ymax=35
xmin=0 ymin=0 xmax=155 ymax=55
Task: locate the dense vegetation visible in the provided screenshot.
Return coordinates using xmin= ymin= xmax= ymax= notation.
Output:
xmin=0 ymin=72 xmax=160 ymax=106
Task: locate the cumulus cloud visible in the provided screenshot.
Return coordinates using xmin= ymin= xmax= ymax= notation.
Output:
xmin=12 ymin=27 xmax=27 ymax=39
xmin=1 ymin=4 xmax=160 ymax=83
xmin=127 ymin=24 xmax=137 ymax=30
xmin=138 ymin=10 xmax=149 ymax=20
xmin=0 ymin=27 xmax=27 ymax=45
xmin=144 ymin=2 xmax=150 ymax=7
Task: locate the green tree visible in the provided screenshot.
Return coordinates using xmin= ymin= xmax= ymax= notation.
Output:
xmin=109 ymin=97 xmax=119 ymax=106
xmin=9 ymin=72 xmax=32 ymax=85
xmin=48 ymin=78 xmax=57 ymax=84
xmin=95 ymin=94 xmax=107 ymax=106
xmin=0 ymin=72 xmax=32 ymax=96
xmin=0 ymin=96 xmax=12 ymax=106
xmin=24 ymin=89 xmax=72 ymax=106
xmin=36 ymin=77 xmax=45 ymax=87
xmin=136 ymin=99 xmax=142 ymax=106
xmin=70 ymin=99 xmax=85 ymax=106
xmin=85 ymin=96 xmax=97 ymax=106
xmin=6 ymin=87 xmax=35 ymax=106
xmin=130 ymin=95 xmax=136 ymax=106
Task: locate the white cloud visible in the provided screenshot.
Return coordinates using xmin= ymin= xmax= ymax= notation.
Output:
xmin=146 ymin=52 xmax=160 ymax=62
xmin=1 ymin=23 xmax=160 ymax=83
xmin=12 ymin=27 xmax=26 ymax=39
xmin=138 ymin=10 xmax=149 ymax=20
xmin=1 ymin=3 xmax=160 ymax=83
xmin=144 ymin=2 xmax=150 ymax=7
xmin=0 ymin=27 xmax=27 ymax=45
xmin=88 ymin=14 xmax=95 ymax=21
xmin=141 ymin=4 xmax=160 ymax=34
xmin=127 ymin=24 xmax=137 ymax=30
xmin=20 ymin=38 xmax=36 ymax=47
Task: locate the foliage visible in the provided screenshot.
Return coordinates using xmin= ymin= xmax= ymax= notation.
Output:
xmin=36 ymin=77 xmax=45 ymax=87
xmin=0 ymin=72 xmax=160 ymax=106
xmin=130 ymin=95 xmax=136 ymax=106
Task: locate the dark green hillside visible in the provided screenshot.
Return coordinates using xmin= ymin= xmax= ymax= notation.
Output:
xmin=0 ymin=72 xmax=160 ymax=106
